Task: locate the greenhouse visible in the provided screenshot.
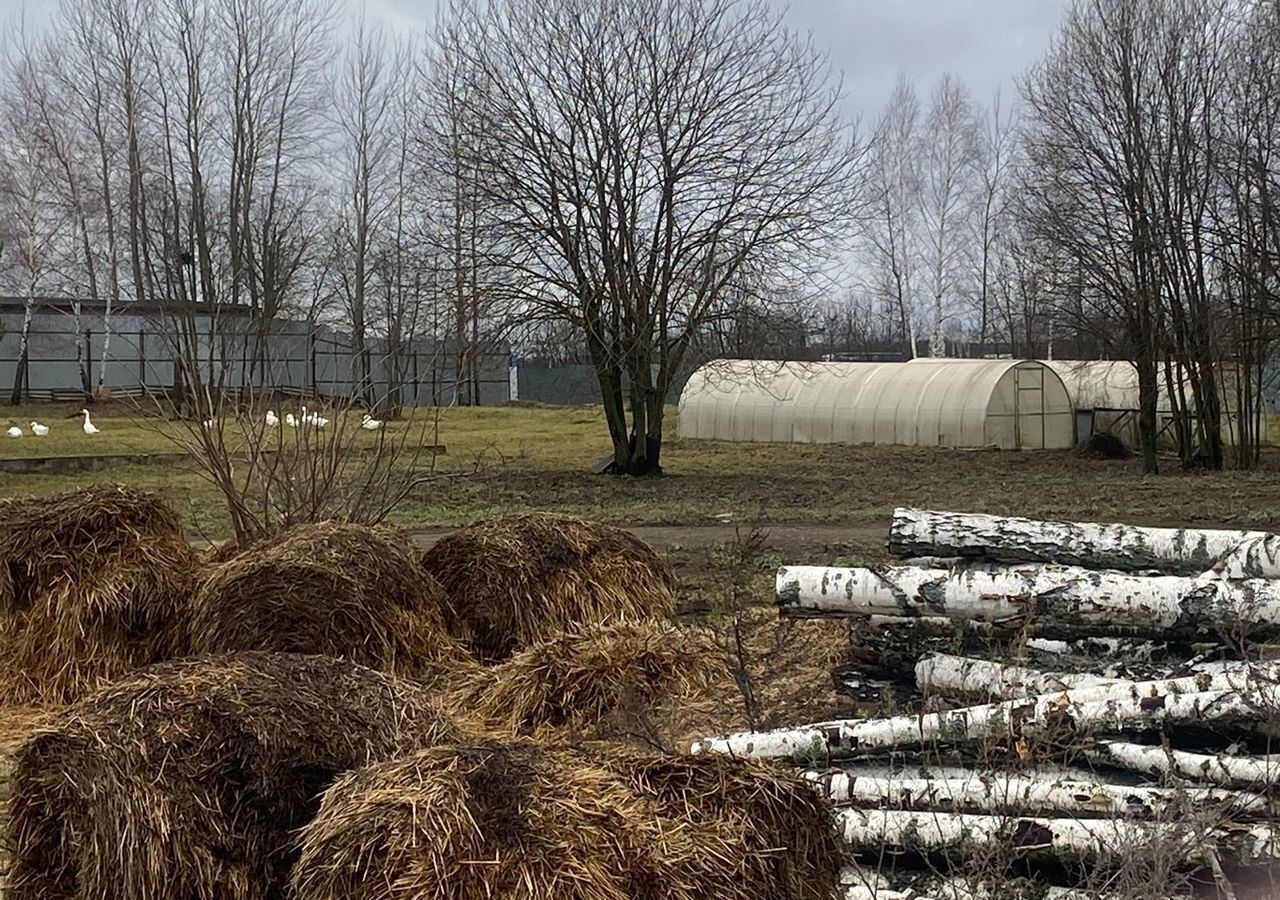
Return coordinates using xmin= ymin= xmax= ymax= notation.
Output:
xmin=677 ymin=358 xmax=1075 ymax=450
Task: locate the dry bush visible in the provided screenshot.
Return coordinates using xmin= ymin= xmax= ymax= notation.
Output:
xmin=447 ymin=619 xmax=720 ymax=743
xmin=289 ymin=741 xmax=840 ymax=900
xmin=7 ymin=652 xmax=459 ymax=900
xmin=421 ymin=512 xmax=676 ymax=661
xmin=0 ymin=485 xmax=197 ymax=704
xmin=190 ymin=522 xmax=470 ymax=683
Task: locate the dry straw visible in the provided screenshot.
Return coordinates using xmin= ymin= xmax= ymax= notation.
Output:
xmin=6 ymin=652 xmax=459 ymax=900
xmin=0 ymin=484 xmax=197 ymax=704
xmin=421 ymin=512 xmax=676 ymax=660
xmin=448 ymin=619 xmax=721 ymax=740
xmin=289 ymin=741 xmax=841 ymax=900
xmin=191 ymin=522 xmax=470 ymax=683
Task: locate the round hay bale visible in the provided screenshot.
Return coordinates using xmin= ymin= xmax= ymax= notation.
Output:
xmin=7 ymin=652 xmax=459 ymax=900
xmin=421 ymin=512 xmax=676 ymax=661
xmin=289 ymin=742 xmax=840 ymax=900
xmin=0 ymin=484 xmax=198 ymax=704
xmin=191 ymin=522 xmax=468 ymax=683
xmin=447 ymin=619 xmax=721 ymax=740
xmin=1073 ymin=431 xmax=1132 ymax=460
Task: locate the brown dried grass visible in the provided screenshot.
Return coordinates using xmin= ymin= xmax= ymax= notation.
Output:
xmin=289 ymin=741 xmax=840 ymax=900
xmin=420 ymin=512 xmax=676 ymax=661
xmin=447 ymin=620 xmax=721 ymax=742
xmin=190 ymin=522 xmax=470 ymax=683
xmin=0 ymin=484 xmax=198 ymax=704
xmin=6 ymin=652 xmax=459 ymax=900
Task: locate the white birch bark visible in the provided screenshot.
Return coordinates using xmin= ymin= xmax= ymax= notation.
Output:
xmin=915 ymin=653 xmax=1120 ymax=700
xmin=777 ymin=563 xmax=1280 ymax=638
xmin=836 ymin=808 xmax=1279 ymax=863
xmin=691 ymin=687 xmax=1271 ymax=761
xmin=889 ymin=507 xmax=1280 ymax=577
xmin=915 ymin=654 xmax=1274 ymax=702
xmin=807 ymin=771 xmax=1267 ymax=818
xmin=1090 ymin=739 xmax=1280 ymax=789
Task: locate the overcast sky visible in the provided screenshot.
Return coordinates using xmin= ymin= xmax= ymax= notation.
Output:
xmin=362 ymin=0 xmax=1072 ymax=119
xmin=9 ymin=0 xmax=1071 ymax=120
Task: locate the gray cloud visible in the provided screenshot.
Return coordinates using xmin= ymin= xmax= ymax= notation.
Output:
xmin=361 ymin=0 xmax=1068 ymax=117
xmin=11 ymin=0 xmax=1070 ymax=120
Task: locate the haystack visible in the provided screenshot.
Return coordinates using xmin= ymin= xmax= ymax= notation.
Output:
xmin=447 ymin=619 xmax=721 ymax=741
xmin=6 ymin=652 xmax=458 ymax=900
xmin=190 ymin=522 xmax=467 ymax=683
xmin=420 ymin=512 xmax=676 ymax=660
xmin=0 ymin=484 xmax=197 ymax=704
xmin=289 ymin=741 xmax=840 ymax=900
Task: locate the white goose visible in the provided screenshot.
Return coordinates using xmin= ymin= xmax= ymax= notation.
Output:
xmin=285 ymin=412 xmax=298 ymax=428
xmin=80 ymin=409 xmax=100 ymax=435
xmin=361 ymin=414 xmax=384 ymax=431
xmin=6 ymin=426 xmax=21 ymax=438
xmin=313 ymin=414 xmax=329 ymax=428
xmin=29 ymin=421 xmax=48 ymax=436
xmin=265 ymin=410 xmax=280 ymax=427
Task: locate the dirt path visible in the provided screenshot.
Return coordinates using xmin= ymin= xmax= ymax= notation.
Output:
xmin=411 ymin=523 xmax=888 ymax=555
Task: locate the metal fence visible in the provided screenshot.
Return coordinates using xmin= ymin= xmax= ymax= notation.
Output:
xmin=0 ymin=312 xmax=511 ymax=406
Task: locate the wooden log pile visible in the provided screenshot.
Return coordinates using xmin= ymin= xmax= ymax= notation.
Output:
xmin=693 ymin=509 xmax=1280 ymax=899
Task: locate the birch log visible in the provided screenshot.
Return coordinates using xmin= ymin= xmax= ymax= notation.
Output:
xmin=915 ymin=654 xmax=1276 ymax=702
xmin=888 ymin=507 xmax=1280 ymax=577
xmin=915 ymin=653 xmax=1119 ymax=700
xmin=807 ymin=771 xmax=1268 ymax=818
xmin=691 ymin=688 xmax=1269 ymax=761
xmin=837 ymin=808 xmax=1279 ymax=863
xmin=1090 ymin=740 xmax=1280 ymax=789
xmin=776 ymin=563 xmax=1280 ymax=638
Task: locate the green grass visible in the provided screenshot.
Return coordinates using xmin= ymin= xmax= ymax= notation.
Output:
xmin=3 ymin=400 xmax=1280 ymax=540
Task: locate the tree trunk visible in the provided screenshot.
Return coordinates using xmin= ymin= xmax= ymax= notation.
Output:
xmin=811 ymin=771 xmax=1266 ymax=819
xmin=888 ymin=507 xmax=1280 ymax=577
xmin=915 ymin=653 xmax=1122 ymax=700
xmin=691 ymin=688 xmax=1269 ymax=761
xmin=836 ymin=808 xmax=1276 ymax=864
xmin=1090 ymin=740 xmax=1280 ymax=789
xmin=776 ymin=563 xmax=1280 ymax=639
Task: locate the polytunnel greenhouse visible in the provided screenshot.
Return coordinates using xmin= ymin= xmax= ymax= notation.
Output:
xmin=677 ymin=358 xmax=1075 ymax=450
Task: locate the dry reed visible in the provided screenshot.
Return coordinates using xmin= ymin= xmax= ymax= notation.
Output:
xmin=0 ymin=484 xmax=197 ymax=704
xmin=421 ymin=512 xmax=676 ymax=661
xmin=289 ymin=741 xmax=840 ymax=900
xmin=190 ymin=522 xmax=469 ymax=683
xmin=6 ymin=652 xmax=459 ymax=900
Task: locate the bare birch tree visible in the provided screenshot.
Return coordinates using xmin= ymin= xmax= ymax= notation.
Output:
xmin=919 ymin=74 xmax=980 ymax=357
xmin=861 ymin=75 xmax=922 ymax=356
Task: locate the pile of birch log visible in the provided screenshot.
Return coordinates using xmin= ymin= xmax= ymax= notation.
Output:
xmin=694 ymin=508 xmax=1280 ymax=900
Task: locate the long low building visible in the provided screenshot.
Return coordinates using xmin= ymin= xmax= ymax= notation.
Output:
xmin=677 ymin=358 xmax=1076 ymax=450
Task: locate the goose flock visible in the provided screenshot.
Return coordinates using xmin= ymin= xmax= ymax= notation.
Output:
xmin=5 ymin=406 xmax=386 ymax=440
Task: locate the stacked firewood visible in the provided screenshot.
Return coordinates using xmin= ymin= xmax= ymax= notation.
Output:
xmin=693 ymin=508 xmax=1280 ymax=900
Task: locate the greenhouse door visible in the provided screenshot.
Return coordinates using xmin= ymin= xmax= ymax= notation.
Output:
xmin=1014 ymin=365 xmax=1047 ymax=450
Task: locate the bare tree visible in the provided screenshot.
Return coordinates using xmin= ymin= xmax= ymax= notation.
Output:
xmin=332 ymin=18 xmax=399 ymax=406
xmin=442 ymin=0 xmax=862 ymax=474
xmin=969 ymin=92 xmax=1018 ymax=351
xmin=861 ymin=75 xmax=922 ymax=356
xmin=919 ymin=73 xmax=980 ymax=357
xmin=1021 ymin=0 xmax=1169 ymax=473
xmin=0 ymin=34 xmax=65 ymax=405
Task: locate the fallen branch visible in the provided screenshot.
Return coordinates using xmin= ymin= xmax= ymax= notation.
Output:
xmin=1090 ymin=739 xmax=1280 ymax=789
xmin=692 ymin=687 xmax=1271 ymax=761
xmin=807 ymin=770 xmax=1268 ymax=818
xmin=776 ymin=563 xmax=1280 ymax=640
xmin=887 ymin=507 xmax=1280 ymax=576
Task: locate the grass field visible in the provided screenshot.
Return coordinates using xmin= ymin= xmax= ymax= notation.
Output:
xmin=3 ymin=400 xmax=1280 ymax=543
